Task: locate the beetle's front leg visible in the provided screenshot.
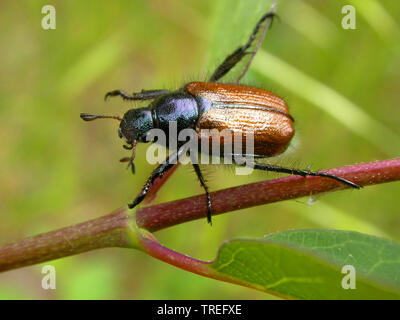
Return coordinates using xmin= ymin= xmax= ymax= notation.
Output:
xmin=128 ymin=148 xmax=184 ymax=209
xmin=105 ymin=89 xmax=170 ymax=101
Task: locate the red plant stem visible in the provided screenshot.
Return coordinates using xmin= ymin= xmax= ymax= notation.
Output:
xmin=0 ymin=158 xmax=399 ymax=273
xmin=136 ymin=158 xmax=400 ymax=231
xmin=0 ymin=208 xmax=133 ymax=272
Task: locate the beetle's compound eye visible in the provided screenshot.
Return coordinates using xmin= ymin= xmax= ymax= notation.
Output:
xmin=120 ymin=108 xmax=154 ymax=143
xmin=118 ymin=126 xmax=130 ymax=144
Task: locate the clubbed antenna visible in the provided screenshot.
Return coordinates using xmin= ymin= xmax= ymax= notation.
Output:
xmin=80 ymin=113 xmax=122 ymax=122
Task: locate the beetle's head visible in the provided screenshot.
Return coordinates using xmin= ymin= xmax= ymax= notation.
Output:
xmin=119 ymin=108 xmax=153 ymax=144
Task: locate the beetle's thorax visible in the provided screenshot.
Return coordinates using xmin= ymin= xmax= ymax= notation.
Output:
xmin=150 ymin=91 xmax=200 ymax=132
xmin=147 ymin=91 xmax=204 ymax=148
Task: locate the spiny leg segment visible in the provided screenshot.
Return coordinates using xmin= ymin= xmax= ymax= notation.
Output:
xmin=209 ymin=10 xmax=276 ymax=83
xmin=192 ymin=163 xmax=212 ymax=224
xmin=128 ymin=148 xmax=185 ymax=210
xmin=238 ymin=161 xmax=361 ymax=189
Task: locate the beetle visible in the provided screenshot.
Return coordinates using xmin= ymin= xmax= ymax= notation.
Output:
xmin=81 ymin=9 xmax=361 ymax=224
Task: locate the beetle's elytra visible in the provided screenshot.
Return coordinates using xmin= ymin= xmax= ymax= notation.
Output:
xmin=187 ymin=82 xmax=295 ymax=158
xmin=81 ymin=10 xmax=360 ymax=224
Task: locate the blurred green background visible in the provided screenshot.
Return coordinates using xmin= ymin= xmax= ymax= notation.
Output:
xmin=0 ymin=0 xmax=399 ymax=299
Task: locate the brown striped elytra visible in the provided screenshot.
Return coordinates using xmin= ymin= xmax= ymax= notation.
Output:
xmin=186 ymin=82 xmax=294 ymax=158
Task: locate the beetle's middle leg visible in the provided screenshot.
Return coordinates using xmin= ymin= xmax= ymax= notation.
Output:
xmin=105 ymin=89 xmax=170 ymax=101
xmin=192 ymin=163 xmax=212 ymax=225
xmin=236 ymin=161 xmax=361 ymax=189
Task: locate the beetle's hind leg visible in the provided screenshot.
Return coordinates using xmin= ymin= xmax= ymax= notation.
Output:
xmin=238 ymin=161 xmax=361 ymax=189
xmin=209 ymin=10 xmax=277 ymax=83
xmin=192 ymin=163 xmax=212 ymax=225
xmin=105 ymin=89 xmax=170 ymax=101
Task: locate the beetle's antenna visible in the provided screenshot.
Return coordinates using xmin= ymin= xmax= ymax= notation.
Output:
xmin=80 ymin=113 xmax=122 ymax=122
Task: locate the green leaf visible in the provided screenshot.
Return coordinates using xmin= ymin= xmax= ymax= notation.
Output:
xmin=209 ymin=230 xmax=400 ymax=299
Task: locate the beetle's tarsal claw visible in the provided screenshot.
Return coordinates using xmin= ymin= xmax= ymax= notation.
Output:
xmin=104 ymin=91 xmax=116 ymax=101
